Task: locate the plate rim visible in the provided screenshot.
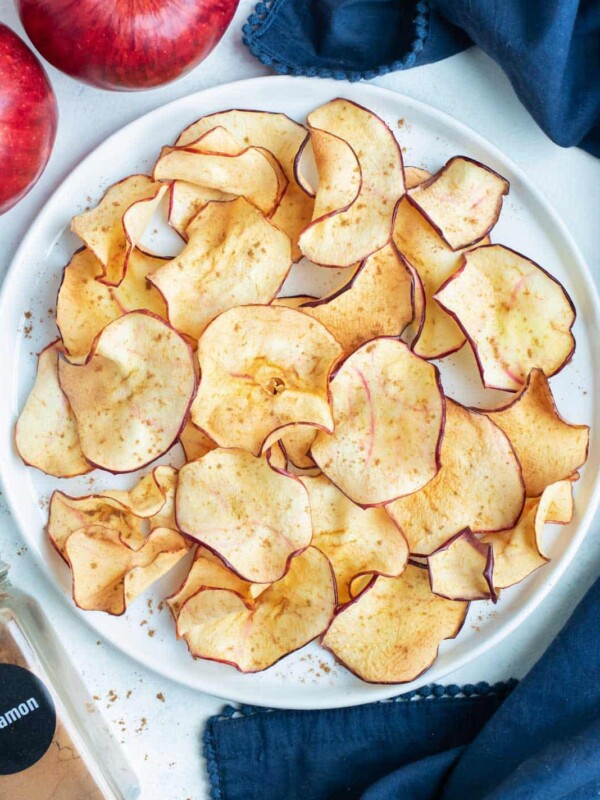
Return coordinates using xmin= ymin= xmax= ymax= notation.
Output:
xmin=1 ymin=74 xmax=600 ymax=709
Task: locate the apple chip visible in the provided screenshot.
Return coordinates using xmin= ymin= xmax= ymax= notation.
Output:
xmin=177 ymin=110 xmax=314 ymax=259
xmin=484 ymin=369 xmax=589 ymax=496
xmin=404 ymin=166 xmax=431 ymax=189
xmin=301 ymin=473 xmax=408 ymax=603
xmin=169 ymin=182 xmax=233 ymax=238
xmin=279 ymin=424 xmax=318 ymax=469
xmin=312 ymin=338 xmax=444 ymax=506
xmin=176 ymin=547 xmax=336 ymax=672
xmin=265 ymin=441 xmax=288 ymax=470
xmin=48 ymin=466 xmax=178 ymax=558
xmin=167 ymin=547 xmax=251 ymax=619
xmin=409 ymin=156 xmax=508 ymax=250
xmin=56 ymin=248 xmax=168 ymax=358
xmin=298 ymin=243 xmax=414 ymax=354
xmin=322 ymin=564 xmax=468 ymax=683
xmin=190 ymin=305 xmax=343 ymax=456
xmin=179 ymin=420 xmax=217 ymax=462
xmin=428 ymin=529 xmax=496 ymax=602
xmin=309 ymin=128 xmax=360 ymax=220
xmin=176 ymin=448 xmax=312 ymax=582
xmin=66 ymin=524 xmax=189 ymax=615
xmin=387 ymin=400 xmax=525 ymax=555
xmin=71 ymin=174 xmax=166 ymax=286
xmin=154 ymin=137 xmax=283 ymax=218
xmin=482 ymin=480 xmax=574 ymax=589
xmin=58 ymin=311 xmax=195 ymax=472
xmin=435 ymin=245 xmax=576 ymax=391
xmin=299 ymin=99 xmax=404 ymax=267
xmin=148 ymin=197 xmax=292 ymax=339
xmin=15 ymin=341 xmax=91 ymax=478
xmin=393 ymin=197 xmax=490 ymax=359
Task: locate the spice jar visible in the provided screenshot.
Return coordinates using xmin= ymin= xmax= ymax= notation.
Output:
xmin=0 ymin=560 xmax=139 ymax=799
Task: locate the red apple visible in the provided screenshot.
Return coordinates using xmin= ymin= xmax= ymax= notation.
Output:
xmin=0 ymin=24 xmax=58 ymax=215
xmin=17 ymin=0 xmax=240 ymax=91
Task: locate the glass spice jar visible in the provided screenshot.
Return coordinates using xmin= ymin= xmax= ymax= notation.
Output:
xmin=0 ymin=560 xmax=140 ymax=799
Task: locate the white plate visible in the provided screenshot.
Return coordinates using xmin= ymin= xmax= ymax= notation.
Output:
xmin=1 ymin=76 xmax=599 ymax=710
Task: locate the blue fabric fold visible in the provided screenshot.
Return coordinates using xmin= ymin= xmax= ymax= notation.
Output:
xmin=242 ymin=0 xmax=600 ymax=155
xmin=204 ymin=576 xmax=600 ymax=799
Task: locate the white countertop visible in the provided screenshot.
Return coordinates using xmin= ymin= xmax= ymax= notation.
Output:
xmin=1 ymin=2 xmax=599 ymax=797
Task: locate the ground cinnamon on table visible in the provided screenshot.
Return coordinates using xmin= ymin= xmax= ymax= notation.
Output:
xmin=0 ymin=625 xmax=105 ymax=800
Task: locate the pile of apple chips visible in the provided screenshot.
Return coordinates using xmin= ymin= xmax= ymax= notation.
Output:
xmin=16 ymin=99 xmax=589 ymax=683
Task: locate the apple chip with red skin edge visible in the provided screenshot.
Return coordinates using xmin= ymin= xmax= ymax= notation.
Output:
xmin=65 ymin=524 xmax=189 ymax=616
xmin=483 ymin=368 xmax=589 ymax=497
xmin=168 ymin=181 xmax=233 ymax=239
xmin=435 ymin=245 xmax=576 ymax=392
xmin=175 ymin=448 xmax=313 ymax=583
xmin=148 ymin=197 xmax=292 ymax=340
xmin=176 ymin=546 xmax=336 ymax=673
xmin=301 ymin=473 xmax=408 ymax=604
xmin=265 ymin=442 xmax=288 ymax=471
xmin=482 ymin=480 xmax=574 ymax=590
xmin=392 ymin=196 xmax=490 ymax=359
xmin=179 ymin=420 xmax=217 ymax=463
xmin=312 ymin=337 xmax=445 ymax=507
xmin=309 ymin=128 xmax=360 ymax=220
xmin=56 ymin=248 xmax=168 ymax=359
xmin=299 ymin=99 xmax=405 ymax=267
xmin=279 ymin=424 xmax=318 ymax=469
xmin=322 ymin=564 xmax=468 ymax=684
xmin=58 ymin=311 xmax=196 ymax=473
xmin=408 ymin=156 xmax=509 ymax=251
xmin=386 ymin=399 xmax=525 ymax=556
xmin=15 ymin=340 xmax=92 ymax=478
xmin=48 ymin=465 xmax=179 ymax=558
xmin=428 ymin=529 xmax=496 ymax=602
xmin=71 ymin=174 xmax=167 ymax=287
xmin=404 ymin=166 xmax=432 ymax=189
xmin=167 ymin=546 xmax=252 ymax=620
xmin=190 ymin=305 xmax=343 ymax=457
xmin=176 ymin=109 xmax=314 ymax=261
xmin=298 ymin=243 xmax=414 ymax=356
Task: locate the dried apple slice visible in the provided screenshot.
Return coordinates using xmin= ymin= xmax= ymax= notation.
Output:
xmin=56 ymin=248 xmax=168 ymax=358
xmin=48 ymin=466 xmax=179 ymax=558
xmin=15 ymin=341 xmax=91 ymax=478
xmin=178 ymin=420 xmax=217 ymax=462
xmin=154 ymin=136 xmax=283 ymax=218
xmin=177 ymin=109 xmax=314 ymax=260
xmin=312 ymin=338 xmax=444 ymax=506
xmin=404 ymin=166 xmax=431 ymax=189
xmin=279 ymin=424 xmax=318 ymax=469
xmin=167 ymin=546 xmax=251 ymax=619
xmin=393 ymin=197 xmax=490 ymax=359
xmin=409 ymin=156 xmax=508 ymax=250
xmin=309 ymin=128 xmax=360 ymax=220
xmin=386 ymin=399 xmax=525 ymax=555
xmin=175 ymin=448 xmax=313 ymax=582
xmin=484 ymin=368 xmax=589 ymax=496
xmin=435 ymin=245 xmax=576 ymax=391
xmin=190 ymin=305 xmax=343 ymax=456
xmin=58 ymin=311 xmax=196 ymax=473
xmin=265 ymin=441 xmax=288 ymax=470
xmin=428 ymin=529 xmax=496 ymax=602
xmin=71 ymin=174 xmax=166 ymax=286
xmin=176 ymin=547 xmax=336 ymax=672
xmin=169 ymin=182 xmax=234 ymax=238
xmin=301 ymin=473 xmax=408 ymax=603
xmin=66 ymin=524 xmax=189 ymax=615
xmin=482 ymin=480 xmax=574 ymax=589
xmin=299 ymin=99 xmax=405 ymax=267
xmin=322 ymin=564 xmax=468 ymax=683
xmin=298 ymin=243 xmax=414 ymax=355
xmin=148 ymin=197 xmax=292 ymax=339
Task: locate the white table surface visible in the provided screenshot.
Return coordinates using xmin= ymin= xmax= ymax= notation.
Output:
xmin=1 ymin=2 xmax=599 ymax=797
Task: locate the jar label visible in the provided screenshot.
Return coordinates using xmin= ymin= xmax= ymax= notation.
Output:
xmin=0 ymin=663 xmax=57 ymax=774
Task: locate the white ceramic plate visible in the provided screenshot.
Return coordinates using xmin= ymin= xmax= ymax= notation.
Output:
xmin=1 ymin=77 xmax=599 ymax=710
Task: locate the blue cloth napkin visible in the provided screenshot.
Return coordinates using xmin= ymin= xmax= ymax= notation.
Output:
xmin=242 ymin=0 xmax=600 ymax=155
xmin=205 ymin=575 xmax=600 ymax=798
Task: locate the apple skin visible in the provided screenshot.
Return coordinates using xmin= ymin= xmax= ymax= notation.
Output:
xmin=17 ymin=0 xmax=240 ymax=91
xmin=0 ymin=24 xmax=58 ymax=215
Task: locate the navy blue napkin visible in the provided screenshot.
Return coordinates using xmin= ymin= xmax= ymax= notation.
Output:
xmin=242 ymin=0 xmax=600 ymax=155
xmin=205 ymin=575 xmax=600 ymax=798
